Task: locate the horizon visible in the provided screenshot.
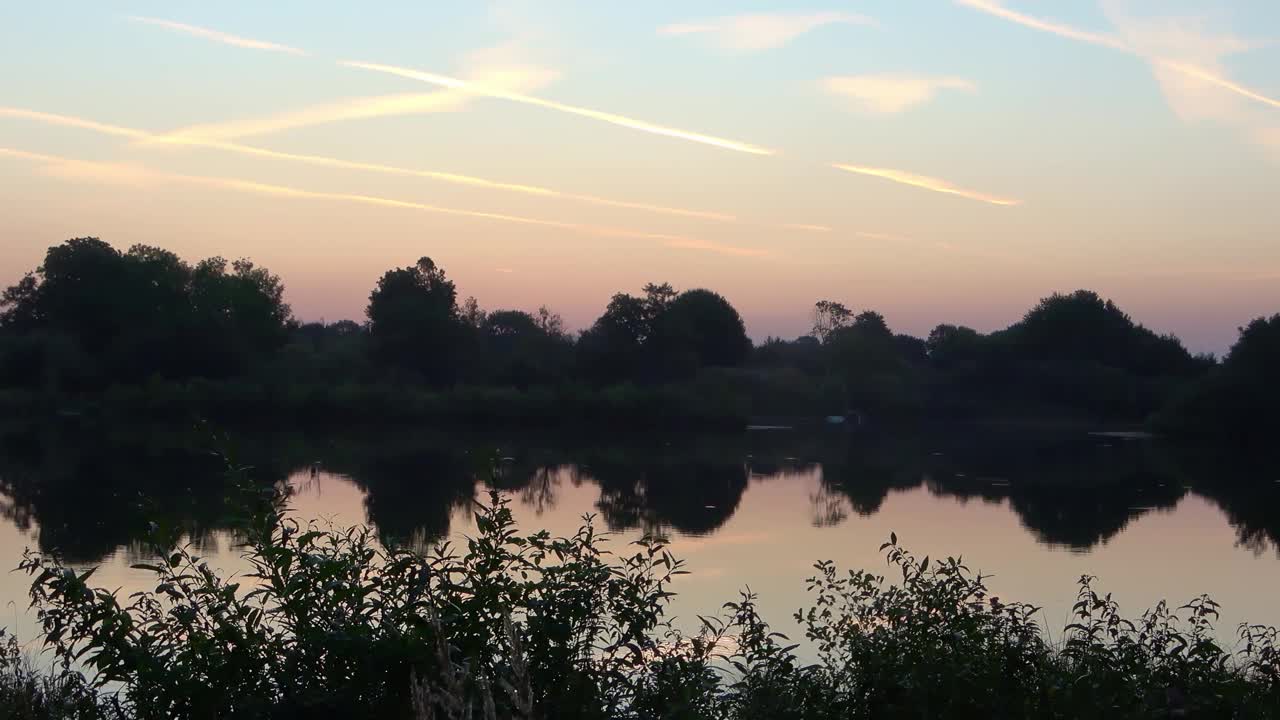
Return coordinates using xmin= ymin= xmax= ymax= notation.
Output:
xmin=3 ymin=1 xmax=1278 ymax=355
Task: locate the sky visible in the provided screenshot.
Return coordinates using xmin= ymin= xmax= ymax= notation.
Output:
xmin=1 ymin=1 xmax=1278 ymax=354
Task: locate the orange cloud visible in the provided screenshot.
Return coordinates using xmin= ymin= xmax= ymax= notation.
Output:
xmin=832 ymin=164 xmax=1021 ymax=207
xmin=339 ymin=60 xmax=776 ymax=156
xmin=128 ymin=16 xmax=306 ymax=56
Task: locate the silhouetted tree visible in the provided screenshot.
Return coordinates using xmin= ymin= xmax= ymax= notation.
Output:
xmin=534 ymin=305 xmax=565 ymax=336
xmin=284 ymin=320 xmax=371 ymax=385
xmin=460 ymin=296 xmax=486 ymax=330
xmin=477 ymin=309 xmax=573 ymax=387
xmin=811 ymin=300 xmax=852 ymax=343
xmin=751 ymin=335 xmax=823 ymax=375
xmin=893 ymin=333 xmax=929 ymax=366
xmin=577 ymin=294 xmax=649 ymax=383
xmin=188 ymin=257 xmax=294 ymax=378
xmin=0 ymin=237 xmax=293 ymax=387
xmin=576 ymin=283 xmax=679 ymax=383
xmin=1157 ymin=314 xmax=1280 ymax=443
xmin=1011 ymin=290 xmax=1205 ymax=377
xmin=926 ymin=324 xmax=984 ymax=369
xmin=366 ymin=257 xmax=463 ymax=385
xmin=578 ymin=284 xmax=750 ymax=382
xmin=824 ymin=310 xmax=922 ymax=416
xmin=649 ymin=289 xmax=751 ymax=378
xmin=998 ymin=290 xmax=1208 ymax=418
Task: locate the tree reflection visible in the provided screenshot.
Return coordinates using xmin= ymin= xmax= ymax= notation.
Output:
xmin=580 ymin=444 xmax=749 ymax=536
xmin=1 ymin=423 xmax=1277 ymax=566
xmin=0 ymin=422 xmax=296 ymax=562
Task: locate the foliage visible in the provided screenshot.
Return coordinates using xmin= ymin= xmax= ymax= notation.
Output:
xmin=366 ymin=257 xmax=464 ymax=386
xmin=472 ymin=309 xmax=574 ymax=388
xmin=0 ymin=631 xmax=107 ymax=720
xmin=647 ymin=290 xmax=751 ymax=380
xmin=1156 ymin=314 xmax=1280 ymax=443
xmin=810 ymin=301 xmax=852 ymax=344
xmin=822 ymin=311 xmax=923 ymax=418
xmin=0 ymin=238 xmax=294 ymax=390
xmin=17 ymin=485 xmax=720 ymax=719
xmin=578 ymin=284 xmax=751 ymax=383
xmin=0 ymin=237 xmax=1260 ymax=427
xmin=10 ymin=484 xmax=1280 ymax=719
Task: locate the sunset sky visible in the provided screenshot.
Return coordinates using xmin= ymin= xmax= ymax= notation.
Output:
xmin=2 ymin=1 xmax=1277 ymax=354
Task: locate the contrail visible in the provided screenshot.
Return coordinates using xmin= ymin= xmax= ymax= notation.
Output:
xmin=1 ymin=106 xmax=736 ymax=222
xmin=146 ymin=61 xmax=560 ymax=144
xmin=854 ymin=230 xmax=910 ymax=242
xmin=128 ymin=16 xmax=307 ymax=56
xmin=148 ymin=92 xmax=470 ymax=143
xmin=662 ymin=237 xmax=768 ymax=257
xmin=0 ymin=107 xmax=150 ymax=140
xmin=782 ymin=223 xmax=832 ymax=233
xmin=340 ymin=60 xmax=777 ymax=156
xmin=832 ymin=164 xmax=1020 ymax=207
xmin=0 ymin=147 xmax=766 ymax=258
xmin=1158 ymin=60 xmax=1280 ymax=111
xmin=953 ymin=0 xmax=1126 ymax=51
xmin=125 ymin=16 xmax=773 ymax=153
xmin=954 ymin=0 xmax=1280 ymax=111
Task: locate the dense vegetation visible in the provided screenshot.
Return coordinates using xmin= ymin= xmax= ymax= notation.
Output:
xmin=2 ymin=237 xmax=1277 ymax=435
xmin=3 ymin=485 xmax=1278 ymax=719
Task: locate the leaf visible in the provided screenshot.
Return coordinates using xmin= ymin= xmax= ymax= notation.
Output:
xmin=890 ymin=532 xmax=897 ymax=545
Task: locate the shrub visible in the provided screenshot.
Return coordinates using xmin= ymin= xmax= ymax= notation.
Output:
xmin=0 ymin=630 xmax=107 ymax=720
xmin=11 ymin=483 xmax=1280 ymax=718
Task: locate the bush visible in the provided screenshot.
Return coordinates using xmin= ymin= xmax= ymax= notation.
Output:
xmin=11 ymin=483 xmax=1280 ymax=718
xmin=0 ymin=630 xmax=106 ymax=720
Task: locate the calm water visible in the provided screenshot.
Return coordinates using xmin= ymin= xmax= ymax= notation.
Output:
xmin=2 ymin=423 xmax=1278 ymax=652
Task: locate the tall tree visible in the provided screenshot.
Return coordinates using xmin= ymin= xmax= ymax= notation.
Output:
xmin=812 ymin=300 xmax=853 ymax=343
xmin=650 ymin=289 xmax=752 ymax=376
xmin=0 ymin=238 xmax=294 ymax=386
xmin=188 ymin=257 xmax=294 ymax=377
xmin=577 ymin=292 xmax=651 ymax=383
xmin=366 ymin=257 xmax=462 ymax=385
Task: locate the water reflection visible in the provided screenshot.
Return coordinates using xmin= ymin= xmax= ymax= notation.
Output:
xmin=1 ymin=422 xmax=1277 ymax=565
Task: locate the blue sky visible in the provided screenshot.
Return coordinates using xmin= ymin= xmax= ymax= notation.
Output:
xmin=2 ymin=1 xmax=1278 ymax=352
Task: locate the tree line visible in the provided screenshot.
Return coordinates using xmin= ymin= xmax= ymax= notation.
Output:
xmin=1 ymin=237 xmax=1276 ymax=437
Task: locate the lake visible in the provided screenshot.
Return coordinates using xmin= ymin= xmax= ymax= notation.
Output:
xmin=2 ymin=422 xmax=1278 ymax=653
